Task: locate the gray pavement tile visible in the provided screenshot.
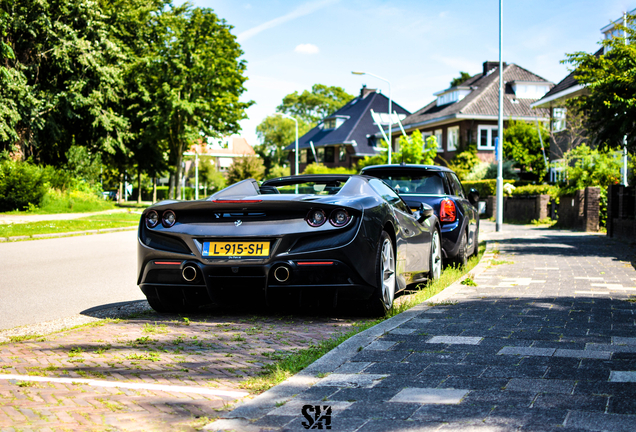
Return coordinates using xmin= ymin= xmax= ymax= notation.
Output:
xmin=545 ymin=366 xmax=610 ymax=381
xmin=364 ymin=362 xmax=427 ymax=376
xmin=505 ymin=378 xmax=576 ymax=394
xmin=437 ymin=377 xmax=509 ymax=391
xmin=375 ymin=374 xmax=444 ymax=389
xmin=612 ymin=352 xmax=636 ymax=360
xmin=251 ymin=415 xmax=295 ymax=428
xmin=357 ymin=419 xmax=444 ymax=432
xmin=295 ymin=385 xmax=340 ymax=401
xmin=461 ymin=390 xmax=535 ymax=408
xmin=350 ymin=350 xmax=411 ymax=363
xmin=420 ymin=364 xmax=487 ymax=377
xmin=609 ymin=371 xmax=636 ymax=382
xmin=607 ymin=394 xmax=636 ymax=414
xmin=612 ymin=337 xmax=636 ymax=346
xmin=574 ymin=381 xmax=636 ymax=397
xmin=389 ymin=388 xmax=469 ymax=404
xmin=268 ymin=400 xmax=352 ymax=416
xmin=485 ymin=407 xmax=568 ymax=429
xmin=337 ymin=402 xmax=422 ymax=419
xmin=554 ymin=349 xmax=611 ymax=359
xmin=280 ymin=415 xmax=367 ymax=432
xmin=313 ymin=373 xmax=387 ymax=389
xmin=408 ymin=318 xmax=433 ymax=325
xmin=460 ymin=353 xmax=521 ymax=367
xmin=497 ymin=346 xmax=556 ymax=357
xmin=586 ymin=343 xmax=636 ymax=353
xmin=518 ymin=356 xmax=580 ymax=368
xmin=565 ymin=410 xmax=636 ymax=432
xmin=366 ymin=340 xmax=397 ymax=351
xmin=410 ymin=404 xmax=492 ymax=422
xmin=532 ymin=394 xmax=608 ymax=411
xmin=482 ymin=365 xmax=548 ymax=379
xmin=427 ymin=336 xmax=483 ymax=345
xmin=334 ymin=361 xmax=372 ymax=374
xmin=328 ymin=387 xmax=400 ymax=402
xmin=390 ymin=328 xmax=417 ymax=335
xmin=406 ymin=352 xmax=466 ymax=364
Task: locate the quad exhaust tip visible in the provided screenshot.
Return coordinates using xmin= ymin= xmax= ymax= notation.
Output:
xmin=274 ymin=265 xmax=291 ymax=283
xmin=182 ymin=265 xmax=197 ymax=282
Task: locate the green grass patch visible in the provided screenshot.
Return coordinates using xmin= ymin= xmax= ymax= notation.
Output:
xmin=0 ymin=212 xmax=139 ymax=238
xmin=461 ymin=276 xmax=478 ymax=286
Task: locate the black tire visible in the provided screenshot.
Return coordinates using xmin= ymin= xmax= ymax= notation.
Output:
xmin=470 ymin=224 xmax=480 ymax=257
xmin=368 ymin=231 xmax=396 ymax=317
xmin=429 ymin=229 xmax=442 ymax=281
xmin=454 ymin=230 xmax=468 ymax=268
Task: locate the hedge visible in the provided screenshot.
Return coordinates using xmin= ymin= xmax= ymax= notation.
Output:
xmin=461 ymin=179 xmax=516 ymax=198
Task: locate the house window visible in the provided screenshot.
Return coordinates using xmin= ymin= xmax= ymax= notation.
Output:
xmin=324 ymin=147 xmax=335 ymax=163
xmin=421 ymin=131 xmax=432 ymax=151
xmin=478 ymin=125 xmax=498 ymax=150
xmin=552 ymin=108 xmax=566 ymax=132
xmin=447 ymin=126 xmax=459 ymax=152
xmin=434 ymin=129 xmax=443 ymax=153
xmin=338 ymin=146 xmax=346 ymax=162
xmin=323 ymin=118 xmax=336 ymax=129
xmin=306 ymin=149 xmax=315 ymax=164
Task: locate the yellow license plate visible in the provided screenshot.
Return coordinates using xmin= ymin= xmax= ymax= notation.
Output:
xmin=203 ymin=241 xmax=270 ymax=257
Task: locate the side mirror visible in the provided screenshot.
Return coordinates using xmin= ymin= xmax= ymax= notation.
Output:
xmin=468 ymin=188 xmax=480 ymax=206
xmin=415 ymin=202 xmax=435 ymax=223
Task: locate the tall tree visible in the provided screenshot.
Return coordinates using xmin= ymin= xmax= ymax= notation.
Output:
xmin=254 ymin=114 xmax=310 ymax=176
xmin=144 ymin=4 xmax=252 ymax=199
xmin=450 ymin=71 xmax=472 ymax=87
xmin=277 ymin=84 xmax=353 ymax=124
xmin=564 ymin=13 xmax=636 ymax=152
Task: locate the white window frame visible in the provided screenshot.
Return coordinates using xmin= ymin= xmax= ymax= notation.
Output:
xmin=477 ymin=125 xmax=498 ymax=150
xmin=552 ymin=108 xmax=566 ymax=132
xmin=447 ymin=126 xmax=459 ymax=152
xmin=434 ymin=129 xmax=443 ymax=153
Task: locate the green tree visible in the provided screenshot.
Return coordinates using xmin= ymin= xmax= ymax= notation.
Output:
xmin=395 ymin=130 xmax=437 ymax=165
xmin=141 ymin=4 xmax=252 ymax=199
xmin=564 ymin=13 xmax=636 ymax=152
xmin=197 ymin=159 xmax=226 ymax=195
xmin=450 ymin=71 xmax=472 ymax=87
xmin=277 ymin=84 xmax=353 ymax=124
xmin=255 ymin=114 xmax=310 ymax=176
xmin=226 ymin=156 xmax=265 ymax=185
xmin=503 ymin=120 xmax=549 ymax=181
xmin=445 ymin=144 xmax=479 ymax=180
xmin=560 ymin=144 xmax=623 ymax=191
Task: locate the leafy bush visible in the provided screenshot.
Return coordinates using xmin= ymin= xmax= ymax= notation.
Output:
xmin=0 ymin=159 xmax=49 ymax=211
xmin=559 ymin=144 xmax=622 ymax=194
xmin=510 ymin=184 xmax=560 ymax=200
xmin=38 ymin=189 xmax=114 ymax=213
xmin=445 ymin=144 xmax=479 ymax=180
xmin=227 ymin=156 xmax=265 ymax=184
xmin=302 ymin=163 xmax=355 ymax=175
xmin=461 ymin=179 xmax=516 ymax=198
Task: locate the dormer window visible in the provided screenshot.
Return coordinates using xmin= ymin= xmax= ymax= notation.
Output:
xmin=511 ymin=81 xmax=550 ymax=99
xmin=322 ymin=115 xmax=349 ymax=130
xmin=434 ymin=87 xmax=472 ymax=106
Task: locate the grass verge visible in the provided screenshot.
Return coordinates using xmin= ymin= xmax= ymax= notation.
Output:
xmin=241 ymin=242 xmax=487 ymax=394
xmin=0 ymin=212 xmax=140 ymax=238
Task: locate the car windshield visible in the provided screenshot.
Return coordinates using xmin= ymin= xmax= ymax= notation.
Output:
xmin=365 ymin=171 xmax=445 ymax=195
xmin=261 ymin=180 xmax=347 ymax=195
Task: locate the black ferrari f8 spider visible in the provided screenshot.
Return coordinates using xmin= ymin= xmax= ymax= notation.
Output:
xmin=137 ymin=174 xmax=442 ymax=316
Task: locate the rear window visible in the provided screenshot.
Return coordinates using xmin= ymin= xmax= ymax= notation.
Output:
xmin=260 ymin=180 xmax=346 ymax=195
xmin=364 ymin=171 xmax=446 ymax=195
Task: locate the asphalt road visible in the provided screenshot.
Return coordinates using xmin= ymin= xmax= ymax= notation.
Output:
xmin=0 ymin=230 xmax=145 ymax=330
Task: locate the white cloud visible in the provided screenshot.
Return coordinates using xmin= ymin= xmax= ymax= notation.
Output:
xmin=237 ymin=0 xmax=340 ymax=43
xmin=295 ymin=43 xmax=320 ymax=54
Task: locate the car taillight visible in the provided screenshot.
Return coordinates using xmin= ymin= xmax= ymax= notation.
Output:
xmin=145 ymin=210 xmax=159 ymax=228
xmin=439 ymin=199 xmax=456 ymax=222
xmin=306 ymin=209 xmax=326 ymax=227
xmin=329 ymin=209 xmax=350 ymax=227
xmin=162 ymin=210 xmax=177 ymax=228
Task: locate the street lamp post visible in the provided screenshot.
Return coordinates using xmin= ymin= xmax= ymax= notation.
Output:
xmin=281 ymin=113 xmax=299 ymax=175
xmin=352 ymin=71 xmax=392 ymax=165
xmin=495 ymin=0 xmax=504 ymax=232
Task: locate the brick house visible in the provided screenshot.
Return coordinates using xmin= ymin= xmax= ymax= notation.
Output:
xmin=390 ymin=61 xmax=553 ymax=164
xmin=285 ymin=86 xmax=410 ymax=173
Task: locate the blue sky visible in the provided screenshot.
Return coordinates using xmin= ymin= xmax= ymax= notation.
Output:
xmin=194 ymin=0 xmax=632 ymax=146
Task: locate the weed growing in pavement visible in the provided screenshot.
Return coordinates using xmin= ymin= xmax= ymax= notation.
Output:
xmin=96 ymin=398 xmax=124 ymax=412
xmin=15 ymin=381 xmax=39 ymax=388
xmin=142 ymin=322 xmax=169 ymax=334
xmin=461 ymin=275 xmax=478 ymax=286
xmin=231 ymin=334 xmax=246 ymax=342
xmin=627 ymin=296 xmax=636 ymax=303
xmin=125 ymin=352 xmax=160 ymax=362
xmin=68 ymin=347 xmax=84 ymax=357
xmin=93 ymin=344 xmax=112 ymax=354
xmin=7 ymin=334 xmax=45 ymax=343
xmin=491 ymin=259 xmax=514 ymax=265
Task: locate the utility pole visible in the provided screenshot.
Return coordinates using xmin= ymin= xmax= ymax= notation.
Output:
xmin=496 ymin=0 xmax=504 ymax=232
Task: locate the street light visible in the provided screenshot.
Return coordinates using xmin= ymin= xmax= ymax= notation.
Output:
xmin=352 ymin=71 xmax=393 ymax=164
xmin=495 ymin=0 xmax=504 ymax=232
xmin=280 ymin=113 xmax=299 ymax=175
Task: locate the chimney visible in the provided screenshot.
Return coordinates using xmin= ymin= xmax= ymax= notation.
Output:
xmin=360 ymin=85 xmax=376 ymax=98
xmin=483 ymin=61 xmax=506 ymax=76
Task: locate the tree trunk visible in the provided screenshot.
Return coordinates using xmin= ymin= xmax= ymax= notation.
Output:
xmin=175 ymin=146 xmax=184 ymax=200
xmin=137 ymin=166 xmax=142 ymax=204
xmin=118 ymin=174 xmax=124 ymax=204
xmin=153 ymin=177 xmax=157 ymax=203
xmin=168 ymin=172 xmax=175 ymax=200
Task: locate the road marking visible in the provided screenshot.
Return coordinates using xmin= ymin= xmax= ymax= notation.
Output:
xmin=0 ymin=374 xmax=249 ymax=398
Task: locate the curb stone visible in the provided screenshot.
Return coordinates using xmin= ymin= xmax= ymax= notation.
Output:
xmin=0 ymin=225 xmax=137 ymax=242
xmin=203 ymin=241 xmax=494 ymax=431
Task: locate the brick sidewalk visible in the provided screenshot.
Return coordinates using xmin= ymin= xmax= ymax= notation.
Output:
xmin=207 ymin=223 xmax=636 ymax=432
xmin=0 ymin=311 xmax=372 ymax=431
